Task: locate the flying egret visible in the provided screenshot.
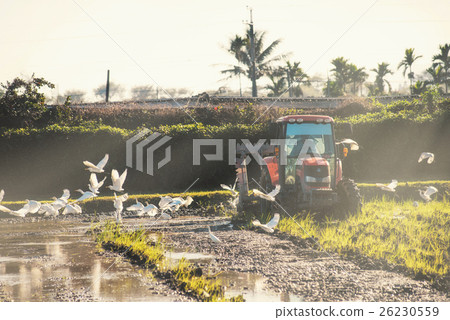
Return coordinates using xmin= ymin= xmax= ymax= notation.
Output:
xmin=0 ymin=189 xmax=4 ymax=203
xmin=113 ymin=193 xmax=128 ymax=223
xmin=419 ymin=186 xmax=438 ymax=202
xmin=252 ymin=185 xmax=281 ymax=202
xmin=418 ymin=152 xmax=434 ymax=164
xmin=74 ymin=189 xmax=97 ymax=202
xmin=62 ymin=203 xmax=82 ymax=215
xmin=228 ymin=195 xmax=239 ymax=210
xmin=107 ymin=169 xmax=127 ymax=192
xmin=39 ymin=204 xmax=60 ymax=217
xmin=376 ymin=180 xmax=398 ymax=192
xmin=127 ymin=199 xmax=145 ymax=214
xmin=143 ymin=203 xmax=159 ymax=217
xmin=252 ymin=213 xmax=280 ymax=233
xmin=89 ymin=173 xmax=106 ymax=194
xmin=0 ymin=202 xmax=31 ymax=217
xmin=26 ymin=200 xmax=41 ymax=214
xmin=340 ymin=138 xmax=359 ymax=151
xmin=83 ymin=154 xmax=109 ymax=173
xmin=50 ymin=189 xmax=71 ymax=209
xmin=220 ymin=178 xmax=238 ymax=197
xmin=207 ymin=226 xmax=221 ymax=243
xmin=158 ymin=196 xmax=173 ymax=210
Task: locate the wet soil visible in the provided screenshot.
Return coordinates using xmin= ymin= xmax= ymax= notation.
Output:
xmin=0 ymin=211 xmax=448 ymax=302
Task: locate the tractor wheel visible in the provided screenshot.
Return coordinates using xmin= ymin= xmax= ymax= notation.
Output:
xmin=336 ymin=178 xmax=362 ymax=217
xmin=259 ymin=166 xmax=273 ymax=215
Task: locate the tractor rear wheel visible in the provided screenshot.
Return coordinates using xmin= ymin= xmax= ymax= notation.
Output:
xmin=259 ymin=166 xmax=273 ymax=215
xmin=336 ymin=178 xmax=362 ymax=217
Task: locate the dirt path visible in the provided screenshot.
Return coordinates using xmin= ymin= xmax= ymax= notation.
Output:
xmin=152 ymin=216 xmax=449 ymax=302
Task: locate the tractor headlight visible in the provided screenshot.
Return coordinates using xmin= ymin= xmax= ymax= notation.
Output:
xmin=305 ymin=176 xmax=317 ymax=183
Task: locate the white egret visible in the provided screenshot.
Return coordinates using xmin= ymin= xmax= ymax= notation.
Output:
xmin=0 ymin=189 xmax=4 ymax=203
xmin=220 ymin=178 xmax=238 ymax=197
xmin=51 ymin=189 xmax=71 ymax=209
xmin=207 ymin=226 xmax=221 ymax=243
xmin=158 ymin=196 xmax=173 ymax=210
xmin=39 ymin=204 xmax=60 ymax=217
xmin=62 ymin=203 xmax=82 ymax=215
xmin=376 ymin=180 xmax=398 ymax=192
xmin=419 ymin=186 xmax=438 ymax=202
xmin=412 ymin=201 xmax=419 ymax=207
xmin=252 ymin=185 xmax=281 ymax=202
xmin=83 ymin=154 xmax=109 ymax=173
xmin=26 ymin=200 xmax=41 ymax=214
xmin=252 ymin=213 xmax=280 ymax=233
xmin=89 ymin=173 xmax=106 ymax=194
xmin=418 ymin=152 xmax=434 ymax=164
xmin=228 ymin=195 xmax=239 ymax=210
xmin=127 ymin=199 xmax=145 ymax=214
xmin=74 ymin=189 xmax=97 ymax=202
xmin=0 ymin=202 xmax=31 ymax=217
xmin=107 ymin=169 xmax=127 ymax=192
xmin=113 ymin=193 xmax=128 ymax=223
xmin=340 ymin=138 xmax=359 ymax=151
xmin=143 ymin=203 xmax=159 ymax=217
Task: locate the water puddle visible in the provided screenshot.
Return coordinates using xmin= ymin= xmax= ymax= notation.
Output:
xmin=0 ymin=221 xmax=177 ymax=302
xmin=218 ymin=271 xmax=303 ymax=302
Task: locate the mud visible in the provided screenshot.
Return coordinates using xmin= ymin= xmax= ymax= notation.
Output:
xmin=0 ymin=211 xmax=448 ymax=302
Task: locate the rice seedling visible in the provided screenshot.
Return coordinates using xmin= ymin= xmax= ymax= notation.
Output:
xmin=277 ymin=198 xmax=449 ymax=281
xmin=94 ymin=221 xmax=244 ymax=302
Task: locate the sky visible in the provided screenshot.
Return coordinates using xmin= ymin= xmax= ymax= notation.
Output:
xmin=0 ymin=0 xmax=449 ymax=101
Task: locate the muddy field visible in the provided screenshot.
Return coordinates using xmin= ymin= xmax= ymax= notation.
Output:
xmin=0 ymin=210 xmax=448 ymax=302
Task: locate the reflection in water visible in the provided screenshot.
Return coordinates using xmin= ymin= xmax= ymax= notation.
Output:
xmin=91 ymin=259 xmax=101 ymax=299
xmin=219 ymin=271 xmax=303 ymax=302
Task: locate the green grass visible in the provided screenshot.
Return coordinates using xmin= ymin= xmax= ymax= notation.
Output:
xmin=277 ymin=198 xmax=449 ymax=281
xmin=94 ymin=221 xmax=244 ymax=302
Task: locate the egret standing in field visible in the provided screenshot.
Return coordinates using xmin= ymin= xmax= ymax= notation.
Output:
xmin=252 ymin=185 xmax=281 ymax=202
xmin=252 ymin=213 xmax=280 ymax=233
xmin=107 ymin=169 xmax=127 ymax=192
xmin=418 ymin=152 xmax=434 ymax=164
xmin=62 ymin=203 xmax=82 ymax=215
xmin=207 ymin=226 xmax=221 ymax=243
xmin=113 ymin=193 xmax=128 ymax=223
xmin=83 ymin=154 xmax=109 ymax=173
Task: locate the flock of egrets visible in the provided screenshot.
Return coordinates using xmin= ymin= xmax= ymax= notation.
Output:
xmin=0 ymin=150 xmax=437 ymax=243
xmin=0 ymin=154 xmax=193 ymax=224
xmin=375 ymin=152 xmax=439 ymax=203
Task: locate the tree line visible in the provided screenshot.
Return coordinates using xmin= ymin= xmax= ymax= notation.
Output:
xmin=223 ymin=27 xmax=449 ymax=97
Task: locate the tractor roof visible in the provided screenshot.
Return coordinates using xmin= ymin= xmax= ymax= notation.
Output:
xmin=276 ymin=115 xmax=334 ymax=123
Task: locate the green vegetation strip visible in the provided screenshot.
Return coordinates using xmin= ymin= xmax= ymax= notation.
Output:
xmin=94 ymin=221 xmax=244 ymax=302
xmin=277 ymin=198 xmax=449 ymax=281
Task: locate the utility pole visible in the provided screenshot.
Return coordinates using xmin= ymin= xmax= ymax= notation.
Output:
xmin=248 ymin=8 xmax=257 ymax=97
xmin=105 ymin=70 xmax=110 ymax=103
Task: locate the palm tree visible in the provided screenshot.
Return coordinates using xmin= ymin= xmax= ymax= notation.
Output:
xmin=371 ymin=62 xmax=393 ymax=95
xmin=348 ymin=64 xmax=368 ymax=95
xmin=330 ymin=57 xmax=351 ymax=94
xmin=425 ymin=65 xmax=444 ymax=88
xmin=284 ymin=61 xmax=309 ymax=97
xmin=226 ymin=29 xmax=283 ymax=97
xmin=432 ymin=43 xmax=450 ymax=93
xmin=265 ymin=67 xmax=286 ymax=97
xmin=221 ymin=65 xmax=245 ymax=97
xmin=411 ymin=80 xmax=427 ymax=94
xmin=398 ymin=48 xmax=423 ymax=94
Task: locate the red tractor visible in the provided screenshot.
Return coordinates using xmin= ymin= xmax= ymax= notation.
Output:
xmin=236 ymin=115 xmax=361 ymax=216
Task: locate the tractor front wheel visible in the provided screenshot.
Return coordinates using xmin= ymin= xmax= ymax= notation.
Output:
xmin=336 ymin=178 xmax=362 ymax=217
